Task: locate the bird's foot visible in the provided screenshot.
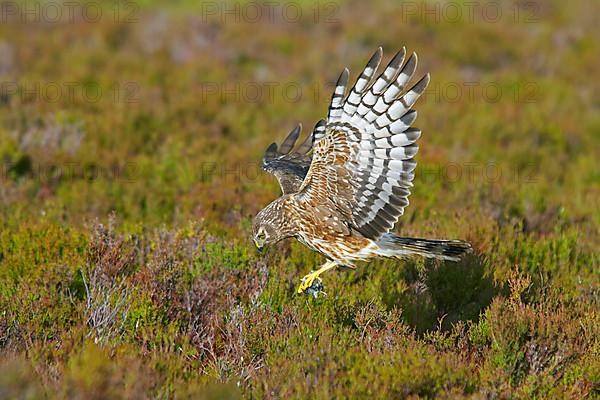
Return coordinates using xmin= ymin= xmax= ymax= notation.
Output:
xmin=297 ymin=271 xmax=326 ymax=298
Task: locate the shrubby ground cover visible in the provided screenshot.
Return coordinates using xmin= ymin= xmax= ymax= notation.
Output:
xmin=0 ymin=0 xmax=598 ymax=398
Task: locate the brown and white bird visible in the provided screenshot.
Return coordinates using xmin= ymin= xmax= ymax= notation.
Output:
xmin=253 ymin=47 xmax=471 ymax=296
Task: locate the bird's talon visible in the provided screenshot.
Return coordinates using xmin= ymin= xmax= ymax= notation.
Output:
xmin=297 ymin=273 xmax=325 ymax=296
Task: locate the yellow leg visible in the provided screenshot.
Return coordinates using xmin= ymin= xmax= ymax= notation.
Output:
xmin=297 ymin=261 xmax=338 ymax=295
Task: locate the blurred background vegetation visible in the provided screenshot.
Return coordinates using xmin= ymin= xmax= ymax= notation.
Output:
xmin=0 ymin=0 xmax=598 ymax=398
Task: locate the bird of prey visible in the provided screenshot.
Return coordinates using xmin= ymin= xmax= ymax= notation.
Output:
xmin=253 ymin=47 xmax=471 ymax=296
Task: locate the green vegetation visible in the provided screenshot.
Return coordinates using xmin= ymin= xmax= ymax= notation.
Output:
xmin=0 ymin=0 xmax=598 ymax=398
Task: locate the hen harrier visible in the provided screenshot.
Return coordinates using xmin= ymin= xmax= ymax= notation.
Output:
xmin=253 ymin=47 xmax=471 ymax=296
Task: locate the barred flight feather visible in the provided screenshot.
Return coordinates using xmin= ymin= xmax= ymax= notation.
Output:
xmin=299 ymin=47 xmax=429 ymax=240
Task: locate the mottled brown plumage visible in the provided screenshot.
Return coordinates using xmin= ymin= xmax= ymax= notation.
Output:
xmin=253 ymin=47 xmax=471 ymax=296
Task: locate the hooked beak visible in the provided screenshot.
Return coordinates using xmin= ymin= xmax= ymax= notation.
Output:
xmin=253 ymin=238 xmax=264 ymax=252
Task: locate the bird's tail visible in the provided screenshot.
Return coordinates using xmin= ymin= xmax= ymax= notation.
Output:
xmin=375 ymin=233 xmax=472 ymax=262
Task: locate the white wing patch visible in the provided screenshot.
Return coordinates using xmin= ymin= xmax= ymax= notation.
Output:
xmin=326 ymin=47 xmax=430 ymax=239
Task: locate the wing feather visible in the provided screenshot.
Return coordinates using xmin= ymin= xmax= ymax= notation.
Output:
xmin=262 ymin=121 xmax=325 ymax=194
xmin=298 ymin=48 xmax=430 ymax=240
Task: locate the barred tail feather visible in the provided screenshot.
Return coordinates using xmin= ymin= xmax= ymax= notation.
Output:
xmin=375 ymin=233 xmax=471 ymax=261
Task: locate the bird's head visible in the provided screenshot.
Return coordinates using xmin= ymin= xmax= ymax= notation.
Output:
xmin=252 ymin=200 xmax=291 ymax=251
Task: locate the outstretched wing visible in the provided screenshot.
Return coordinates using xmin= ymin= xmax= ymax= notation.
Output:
xmin=298 ymin=47 xmax=429 ymax=240
xmin=262 ymin=120 xmax=326 ymax=194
